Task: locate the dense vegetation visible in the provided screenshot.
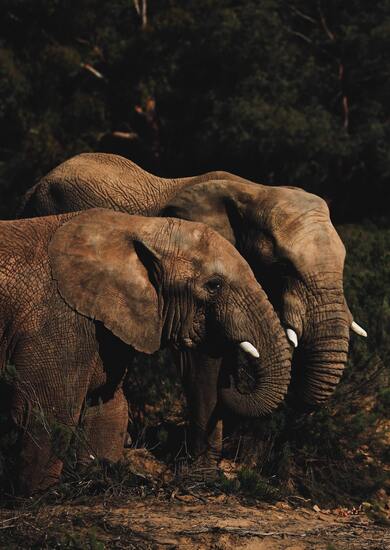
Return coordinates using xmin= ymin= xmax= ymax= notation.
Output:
xmin=1 ymin=0 xmax=389 ymax=220
xmin=0 ymin=0 xmax=388 ymax=505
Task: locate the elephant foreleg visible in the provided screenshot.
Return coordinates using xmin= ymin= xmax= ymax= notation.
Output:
xmin=10 ymin=330 xmax=92 ymax=495
xmin=77 ymin=388 xmax=128 ymax=464
xmin=17 ymin=423 xmax=67 ymax=494
xmin=177 ymin=350 xmax=223 ymax=467
xmin=13 ymin=384 xmax=84 ymax=495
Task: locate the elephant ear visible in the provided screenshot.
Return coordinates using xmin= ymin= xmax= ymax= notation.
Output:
xmin=49 ymin=209 xmax=163 ymax=354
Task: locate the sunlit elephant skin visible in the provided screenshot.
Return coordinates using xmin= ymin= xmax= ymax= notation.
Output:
xmin=18 ymin=153 xmax=250 ymax=218
xmin=0 ymin=208 xmax=290 ymax=493
xmin=19 ymin=153 xmax=362 ymax=462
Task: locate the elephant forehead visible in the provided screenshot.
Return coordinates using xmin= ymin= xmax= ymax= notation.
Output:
xmin=164 ymin=222 xmax=253 ymax=280
xmin=205 ymin=247 xmax=254 ymax=281
xmin=209 ymin=233 xmax=251 ymax=268
xmin=161 ymin=219 xmax=206 ymax=251
xmin=165 ymin=255 xmax=198 ymax=278
xmin=260 ymin=191 xmax=344 ymax=255
xmin=264 ymin=191 xmax=329 ymax=231
xmin=276 ymin=210 xmax=345 ymax=263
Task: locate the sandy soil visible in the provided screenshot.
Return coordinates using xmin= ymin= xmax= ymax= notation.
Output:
xmin=0 ymin=495 xmax=389 ymax=549
xmin=1 ymin=451 xmax=388 ymax=548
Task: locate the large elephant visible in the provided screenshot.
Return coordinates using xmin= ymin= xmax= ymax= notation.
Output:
xmin=19 ymin=153 xmax=366 ymax=462
xmin=0 ymin=208 xmax=290 ymax=493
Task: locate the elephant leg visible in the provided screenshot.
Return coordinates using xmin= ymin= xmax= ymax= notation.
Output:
xmin=10 ymin=333 xmax=93 ymax=495
xmin=14 ymin=385 xmax=85 ymax=495
xmin=177 ymin=350 xmax=223 ymax=466
xmin=17 ymin=421 xmax=69 ymax=495
xmin=77 ymin=389 xmax=128 ymax=464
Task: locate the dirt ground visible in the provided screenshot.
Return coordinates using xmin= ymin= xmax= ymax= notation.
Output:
xmin=0 ymin=450 xmax=388 ymax=549
xmin=0 ymin=494 xmax=389 ymax=549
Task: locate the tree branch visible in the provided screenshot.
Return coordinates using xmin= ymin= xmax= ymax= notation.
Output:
xmin=133 ymin=0 xmax=147 ymax=28
xmin=290 ymin=5 xmax=317 ymax=24
xmin=317 ymin=1 xmax=349 ymax=130
xmin=317 ymin=1 xmax=335 ymax=41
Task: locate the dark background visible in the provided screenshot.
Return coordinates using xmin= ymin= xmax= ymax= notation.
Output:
xmin=0 ymin=0 xmax=389 ymax=222
xmin=0 ymin=1 xmax=389 ymax=505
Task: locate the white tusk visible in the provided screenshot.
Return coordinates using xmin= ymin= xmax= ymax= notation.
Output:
xmin=286 ymin=328 xmax=298 ymax=348
xmin=351 ymin=321 xmax=367 ymax=338
xmin=239 ymin=341 xmax=260 ymax=358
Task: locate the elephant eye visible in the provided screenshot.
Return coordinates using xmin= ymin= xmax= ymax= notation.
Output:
xmin=204 ymin=276 xmax=223 ymax=294
xmin=277 ymin=259 xmax=298 ymax=279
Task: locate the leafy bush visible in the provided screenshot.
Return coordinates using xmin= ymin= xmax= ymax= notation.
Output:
xmin=218 ymin=467 xmax=281 ymax=501
xmin=0 ymin=1 xmax=389 ymax=220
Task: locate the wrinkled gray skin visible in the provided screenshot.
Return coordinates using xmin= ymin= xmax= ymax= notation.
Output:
xmin=0 ymin=208 xmax=291 ymax=493
xmin=20 ymin=153 xmax=351 ymax=463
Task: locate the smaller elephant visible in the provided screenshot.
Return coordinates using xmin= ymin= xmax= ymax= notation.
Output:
xmin=0 ymin=208 xmax=291 ymax=493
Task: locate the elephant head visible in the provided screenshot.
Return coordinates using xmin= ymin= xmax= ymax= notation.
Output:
xmin=49 ymin=208 xmax=291 ymax=416
xmin=163 ymin=180 xmax=365 ymax=406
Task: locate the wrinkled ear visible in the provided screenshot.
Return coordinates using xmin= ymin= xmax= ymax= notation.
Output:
xmin=49 ymin=209 xmax=162 ymax=354
xmin=223 ymin=195 xmax=248 ymax=245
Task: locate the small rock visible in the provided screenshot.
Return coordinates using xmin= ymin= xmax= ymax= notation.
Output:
xmin=313 ymin=504 xmax=321 ymax=512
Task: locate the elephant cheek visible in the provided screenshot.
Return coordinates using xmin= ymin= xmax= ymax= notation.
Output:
xmin=179 ymin=307 xmax=206 ymax=350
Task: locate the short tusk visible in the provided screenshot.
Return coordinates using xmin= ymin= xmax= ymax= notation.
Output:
xmin=239 ymin=341 xmax=260 ymax=358
xmin=286 ymin=328 xmax=298 ymax=348
xmin=351 ymin=321 xmax=367 ymax=338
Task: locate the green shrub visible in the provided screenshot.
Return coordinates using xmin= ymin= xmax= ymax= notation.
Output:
xmin=217 ymin=468 xmax=281 ymax=501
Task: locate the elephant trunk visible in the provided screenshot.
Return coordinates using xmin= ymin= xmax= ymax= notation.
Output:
xmin=220 ymin=296 xmax=292 ymax=417
xmin=300 ymin=324 xmax=349 ymax=405
xmin=296 ymin=287 xmax=350 ymax=406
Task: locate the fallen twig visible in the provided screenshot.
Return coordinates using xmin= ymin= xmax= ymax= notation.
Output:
xmin=0 ymin=513 xmax=32 ymax=530
xmin=176 ymin=526 xmax=298 ymax=537
xmin=176 ymin=523 xmax=390 ymax=542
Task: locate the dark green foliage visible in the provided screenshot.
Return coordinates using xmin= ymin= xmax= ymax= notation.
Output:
xmin=35 ymin=527 xmax=105 ymax=550
xmin=340 ymin=222 xmax=390 ymax=371
xmin=0 ymin=1 xmax=389 ymax=220
xmin=218 ymin=467 xmax=281 ymax=501
xmin=50 ymin=458 xmax=154 ymax=503
xmin=125 ymin=349 xmax=184 ymax=452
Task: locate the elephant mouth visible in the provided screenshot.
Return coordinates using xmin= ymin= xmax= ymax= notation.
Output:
xmin=175 ymin=329 xmax=206 ymax=351
xmin=181 ymin=336 xmax=197 ymax=348
xmin=176 ymin=333 xmax=261 ymax=362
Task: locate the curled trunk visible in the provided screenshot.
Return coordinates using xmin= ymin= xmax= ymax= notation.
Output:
xmin=219 ymin=297 xmax=292 ymax=417
xmin=220 ymin=350 xmax=292 ymax=416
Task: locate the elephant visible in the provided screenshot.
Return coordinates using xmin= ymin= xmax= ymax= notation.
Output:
xmin=0 ymin=208 xmax=291 ymax=493
xmin=19 ymin=153 xmax=367 ymax=463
